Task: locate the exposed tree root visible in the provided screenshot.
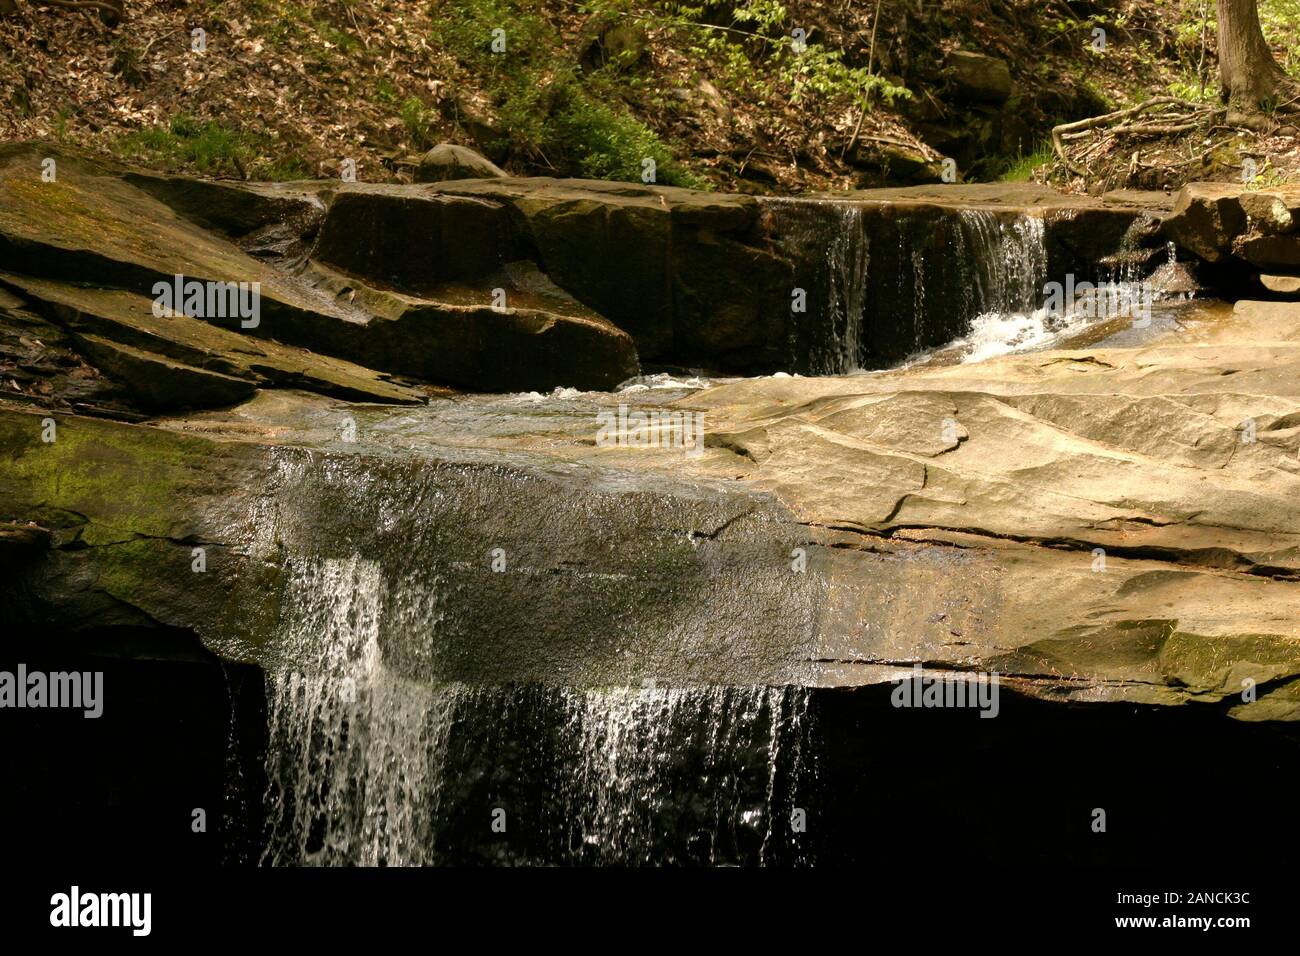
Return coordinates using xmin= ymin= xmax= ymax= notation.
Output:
xmin=1051 ymin=96 xmax=1229 ymax=178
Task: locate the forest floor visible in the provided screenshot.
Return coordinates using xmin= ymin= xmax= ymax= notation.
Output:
xmin=2 ymin=0 xmax=1298 ymax=192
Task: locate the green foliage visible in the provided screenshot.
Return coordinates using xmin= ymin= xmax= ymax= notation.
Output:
xmin=776 ymin=36 xmax=910 ymax=107
xmin=1171 ymin=0 xmax=1300 ymax=85
xmin=431 ymin=0 xmax=705 ymax=187
xmin=1260 ymin=0 xmax=1300 ymax=79
xmin=998 ymin=142 xmax=1054 ymax=182
xmin=635 ymin=0 xmax=909 ymax=108
xmin=550 ymin=88 xmax=707 ymax=186
xmin=112 ymin=114 xmax=308 ymax=180
xmin=114 ymin=114 xmax=252 ymax=174
xmin=400 ymin=98 xmax=435 ymax=149
xmin=52 ymin=109 xmax=72 ymax=143
xmin=1166 ymin=73 xmax=1218 ymax=104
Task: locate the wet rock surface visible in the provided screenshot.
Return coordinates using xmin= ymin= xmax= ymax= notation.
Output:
xmin=1 ymin=140 xmax=1296 ymax=757
xmin=5 ymin=299 xmax=1299 ymax=718
xmin=1164 ymin=181 xmax=1300 ymax=279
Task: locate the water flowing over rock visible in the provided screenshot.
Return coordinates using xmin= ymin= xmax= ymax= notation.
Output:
xmin=3 ymin=143 xmax=1299 ymax=869
xmin=763 ymin=199 xmax=1049 ymax=371
xmin=258 ymin=557 xmax=813 ymax=865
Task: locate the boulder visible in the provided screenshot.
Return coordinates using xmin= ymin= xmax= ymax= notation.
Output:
xmin=1234 ymin=231 xmax=1300 ymax=272
xmin=413 ymin=143 xmax=507 ymax=183
xmin=599 ymin=22 xmax=649 ymax=66
xmin=1260 ymin=273 xmax=1300 ymax=295
xmin=1163 ymin=182 xmax=1248 ymax=263
xmin=945 ymin=51 xmax=1013 ymax=104
xmin=1240 ymin=186 xmax=1300 ymax=235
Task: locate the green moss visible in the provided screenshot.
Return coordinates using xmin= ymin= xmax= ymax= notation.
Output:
xmin=1159 ymin=629 xmax=1300 ymax=696
xmin=0 ymin=411 xmax=212 ymax=545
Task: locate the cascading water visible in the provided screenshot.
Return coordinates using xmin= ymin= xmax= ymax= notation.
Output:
xmin=260 ymin=556 xmax=461 ymax=866
xmin=954 ymin=220 xmax=1191 ymax=364
xmin=763 ymin=199 xmax=869 ymax=374
xmin=560 ymin=684 xmax=812 ymax=865
xmin=954 ymin=210 xmax=1048 ymax=317
xmin=763 ymin=198 xmax=1050 ymax=372
xmin=253 ymin=512 xmax=816 ymax=865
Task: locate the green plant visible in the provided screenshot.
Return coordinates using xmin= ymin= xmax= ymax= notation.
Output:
xmin=550 ymin=86 xmax=707 ymax=187
xmin=400 ymin=97 xmax=435 ymax=149
xmin=111 ymin=114 xmax=308 ymax=179
xmin=998 ymin=142 xmax=1055 ymax=182
xmin=51 ymin=109 xmax=72 ymax=143
xmin=431 ymin=0 xmax=708 ymax=186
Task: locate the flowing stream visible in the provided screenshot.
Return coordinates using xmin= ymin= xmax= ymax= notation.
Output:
xmin=764 ymin=198 xmax=1052 ymax=372
xmin=257 ymin=553 xmax=814 ymax=865
xmin=245 ymin=197 xmax=1190 ymax=867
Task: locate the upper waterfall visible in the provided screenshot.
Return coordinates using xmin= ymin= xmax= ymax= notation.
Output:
xmin=761 ymin=197 xmax=1051 ymax=374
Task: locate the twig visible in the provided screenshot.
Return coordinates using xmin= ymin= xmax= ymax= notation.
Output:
xmin=35 ymin=0 xmax=120 ymax=14
xmin=343 ymin=1 xmax=368 ymax=51
xmin=141 ymin=25 xmax=180 ymax=61
xmin=841 ymin=0 xmax=885 ymax=162
xmin=1196 ymin=0 xmax=1209 ymax=101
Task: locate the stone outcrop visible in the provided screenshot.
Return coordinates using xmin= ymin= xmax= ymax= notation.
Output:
xmin=945 ymin=51 xmax=1013 ymax=104
xmin=413 ymin=143 xmax=507 ymax=183
xmin=0 ymin=143 xmax=1167 ymax=387
xmin=5 ymin=301 xmax=1299 ymax=719
xmin=1164 ymin=182 xmax=1300 ymax=277
xmin=0 ymin=143 xmax=638 ymax=395
xmin=4 ymin=140 xmax=1297 ymax=721
xmin=428 ymin=176 xmax=794 ymax=367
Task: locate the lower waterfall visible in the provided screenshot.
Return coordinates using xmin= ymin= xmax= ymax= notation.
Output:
xmin=257 ymin=555 xmax=815 ymax=866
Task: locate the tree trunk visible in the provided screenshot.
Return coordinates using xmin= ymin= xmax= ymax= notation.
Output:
xmin=1217 ymin=0 xmax=1294 ymax=110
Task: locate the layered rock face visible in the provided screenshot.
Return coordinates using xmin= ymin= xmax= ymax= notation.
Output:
xmin=1 ymin=141 xmax=1298 ymax=730
xmin=0 ymin=143 xmax=639 ymax=396
xmin=6 ymin=143 xmax=1300 ymax=866
xmin=4 ymin=302 xmax=1300 ymax=719
xmin=1164 ymin=182 xmax=1300 ymax=293
xmin=0 ymin=143 xmax=1159 ymax=395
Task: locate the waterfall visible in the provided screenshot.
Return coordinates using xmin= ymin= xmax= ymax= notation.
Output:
xmin=260 ymin=556 xmax=460 ymax=866
xmin=764 ymin=198 xmax=869 ymax=374
xmin=955 ymin=210 xmax=1048 ymax=317
xmin=559 ymin=684 xmax=812 ymax=865
xmin=822 ymin=204 xmax=870 ymax=374
xmin=763 ymin=198 xmax=1049 ymax=371
xmin=257 ymin=552 xmax=815 ymax=866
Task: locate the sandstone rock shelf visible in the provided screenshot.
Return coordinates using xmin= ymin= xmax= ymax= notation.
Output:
xmin=2 ymin=142 xmax=1298 ymax=724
